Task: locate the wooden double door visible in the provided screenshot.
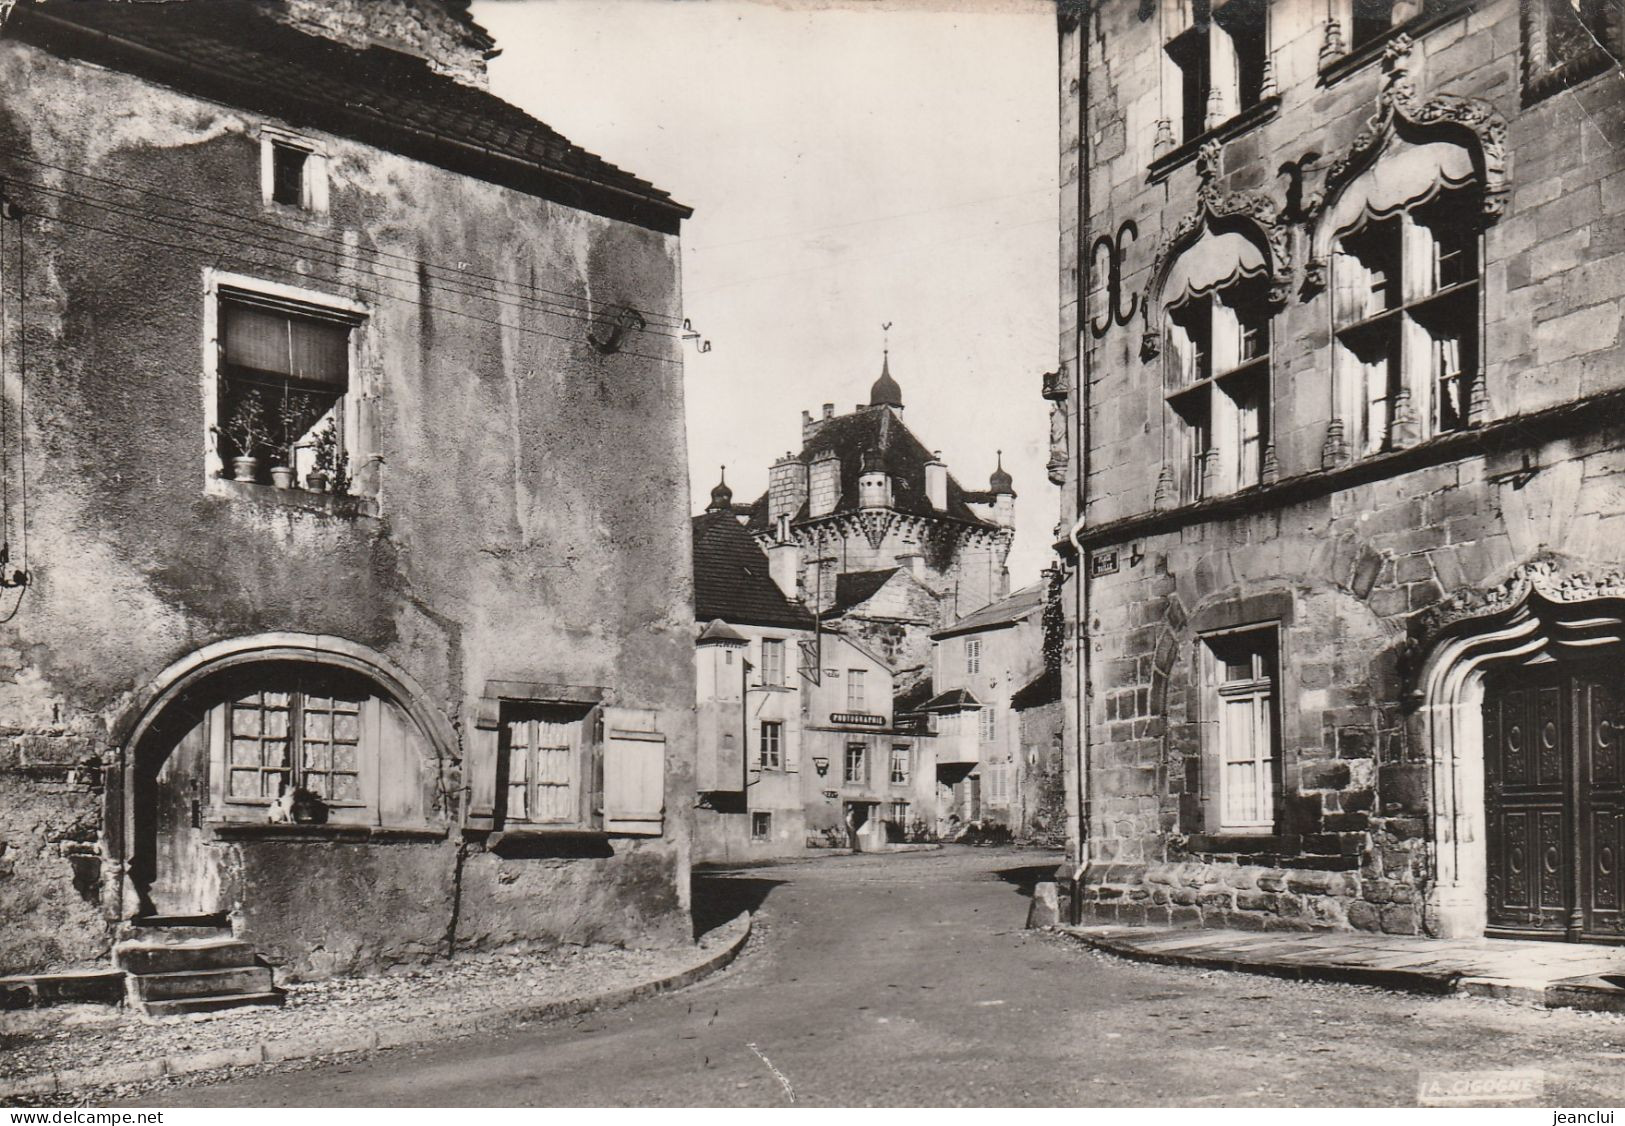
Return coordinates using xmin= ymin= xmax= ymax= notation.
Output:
xmin=1483 ymin=662 xmax=1625 ymax=942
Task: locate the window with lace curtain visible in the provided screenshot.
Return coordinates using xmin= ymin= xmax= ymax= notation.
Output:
xmin=1331 ymin=186 xmax=1479 ymax=457
xmin=1163 ymin=275 xmax=1272 ymax=502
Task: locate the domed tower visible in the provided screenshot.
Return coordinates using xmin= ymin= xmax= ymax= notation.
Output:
xmin=989 ymin=451 xmax=1015 ymax=529
xmin=706 ymin=467 xmax=733 ymax=514
xmin=869 ymin=351 xmax=903 ymax=409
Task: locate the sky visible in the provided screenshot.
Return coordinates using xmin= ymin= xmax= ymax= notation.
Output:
xmin=471 ymin=0 xmax=1060 ymax=585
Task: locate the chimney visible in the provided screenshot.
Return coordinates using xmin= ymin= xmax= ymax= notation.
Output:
xmin=767 ymin=453 xmax=807 ymax=526
xmin=897 ymin=551 xmax=926 ymax=581
xmin=925 ymin=451 xmax=947 ymax=510
xmin=802 ymin=409 xmax=816 ymax=443
xmin=808 ymin=448 xmax=841 ymax=517
xmin=823 ymin=403 xmax=835 ymax=419
xmin=768 ymin=540 xmax=801 ymax=602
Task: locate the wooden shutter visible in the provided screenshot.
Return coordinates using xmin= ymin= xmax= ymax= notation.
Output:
xmin=602 ymin=706 xmax=665 ymax=835
xmin=467 ymin=697 xmax=501 ymax=830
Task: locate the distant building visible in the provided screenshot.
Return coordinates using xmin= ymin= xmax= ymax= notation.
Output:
xmin=692 ymin=480 xmax=937 ymax=861
xmin=0 ymin=0 xmax=694 ymax=1005
xmin=926 ymin=580 xmax=1062 ymax=837
xmin=740 ymin=356 xmax=1015 ymax=694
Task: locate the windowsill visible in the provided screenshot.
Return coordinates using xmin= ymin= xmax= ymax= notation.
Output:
xmin=1146 ymin=97 xmax=1280 ymax=185
xmin=207 ymin=476 xmax=379 ymax=519
xmin=1318 ymin=2 xmax=1475 ymax=89
xmin=1058 ymin=384 xmax=1625 ymax=558
xmin=751 ymin=684 xmax=795 ymax=693
xmin=483 ymin=827 xmax=609 ymax=844
xmin=210 ymin=821 xmax=448 ymax=842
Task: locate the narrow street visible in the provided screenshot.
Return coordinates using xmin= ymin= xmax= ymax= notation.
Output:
xmin=141 ymin=847 xmax=1625 ymax=1107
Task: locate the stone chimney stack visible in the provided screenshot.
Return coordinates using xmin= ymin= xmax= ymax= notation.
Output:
xmin=925 ymin=451 xmax=948 ymax=510
xmin=768 ymin=540 xmax=801 ymax=602
xmin=808 ymin=448 xmax=841 ymax=517
xmin=768 ymin=453 xmax=807 ymax=526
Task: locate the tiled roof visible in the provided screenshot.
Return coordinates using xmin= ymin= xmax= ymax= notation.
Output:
xmin=11 ymin=1 xmax=690 ymax=233
xmin=825 ymin=568 xmax=901 ymax=616
xmin=933 ymin=582 xmax=1045 ymax=639
xmin=920 ymin=688 xmax=983 ymax=712
xmin=745 ymin=405 xmax=996 ymax=532
xmin=692 ymin=512 xmax=815 ymax=632
xmin=698 ymin=618 xmax=748 ymax=644
xmin=1010 ymin=666 xmax=1061 ymax=710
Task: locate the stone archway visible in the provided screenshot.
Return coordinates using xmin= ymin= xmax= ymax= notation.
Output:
xmin=1412 ymin=562 xmax=1625 ymax=938
xmin=109 ymin=633 xmax=458 ymax=921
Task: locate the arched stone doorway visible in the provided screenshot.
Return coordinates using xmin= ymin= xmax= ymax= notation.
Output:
xmin=112 ymin=634 xmax=457 ymax=922
xmin=1413 ymin=561 xmax=1625 ymax=942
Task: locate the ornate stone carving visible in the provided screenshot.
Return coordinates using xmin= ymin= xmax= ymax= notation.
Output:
xmin=1311 ymin=31 xmax=1509 ymax=237
xmin=1139 ymin=141 xmax=1294 ymax=362
xmin=1413 ymin=557 xmax=1625 ymax=648
xmin=1046 ymin=402 xmax=1068 ymax=486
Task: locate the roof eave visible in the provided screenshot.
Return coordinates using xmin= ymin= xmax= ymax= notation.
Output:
xmin=11 ymin=6 xmax=692 ymax=235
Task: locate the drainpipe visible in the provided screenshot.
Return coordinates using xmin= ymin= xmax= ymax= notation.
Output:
xmin=1064 ymin=0 xmax=1093 ymax=923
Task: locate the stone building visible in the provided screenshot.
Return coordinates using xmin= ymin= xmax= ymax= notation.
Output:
xmin=926 ymin=581 xmax=1055 ymax=835
xmin=0 ymin=0 xmax=696 ymax=1006
xmin=692 ymin=480 xmax=938 ymax=862
xmin=1055 ymin=0 xmax=1625 ymax=942
xmin=741 ymin=356 xmax=1016 ymax=693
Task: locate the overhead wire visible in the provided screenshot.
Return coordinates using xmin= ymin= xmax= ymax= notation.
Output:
xmin=6 ymin=151 xmax=689 ymax=329
xmin=9 ymin=174 xmax=691 ymax=347
xmin=34 ymin=207 xmax=685 ymax=367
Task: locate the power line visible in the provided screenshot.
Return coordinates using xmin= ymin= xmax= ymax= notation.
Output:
xmin=8 ymin=174 xmax=690 ymax=343
xmin=34 ymin=209 xmax=684 ymax=367
xmin=5 ymin=152 xmax=688 ymax=329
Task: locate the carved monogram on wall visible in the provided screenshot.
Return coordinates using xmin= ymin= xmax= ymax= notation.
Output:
xmin=1089 ymin=220 xmax=1139 ymax=339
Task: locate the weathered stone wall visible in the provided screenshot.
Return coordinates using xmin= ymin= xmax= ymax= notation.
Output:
xmin=1061 ymin=0 xmax=1625 ymax=934
xmin=0 ymin=37 xmax=694 ymax=976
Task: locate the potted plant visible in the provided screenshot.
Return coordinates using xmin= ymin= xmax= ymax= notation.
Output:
xmin=307 ymin=417 xmax=350 ymax=495
xmin=214 ymin=390 xmax=267 ymax=482
xmin=269 ymin=391 xmax=307 ymax=489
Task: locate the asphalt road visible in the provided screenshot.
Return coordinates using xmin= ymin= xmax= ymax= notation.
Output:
xmin=144 ymin=846 xmax=1625 ymax=1107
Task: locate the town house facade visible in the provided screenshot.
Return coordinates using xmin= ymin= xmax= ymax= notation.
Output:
xmin=0 ymin=0 xmax=696 ymax=1005
xmin=1056 ymin=0 xmax=1625 ymax=941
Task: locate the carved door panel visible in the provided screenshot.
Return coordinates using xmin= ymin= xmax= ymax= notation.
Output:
xmin=1484 ymin=679 xmax=1570 ymax=936
xmin=1577 ymin=673 xmax=1625 ymax=941
xmin=1485 ymin=663 xmax=1625 ymax=944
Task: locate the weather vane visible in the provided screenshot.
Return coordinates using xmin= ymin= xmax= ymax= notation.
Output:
xmin=882 ymin=321 xmax=892 ymax=356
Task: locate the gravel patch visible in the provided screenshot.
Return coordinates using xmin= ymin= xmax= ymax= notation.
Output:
xmin=1 ymin=919 xmax=748 ymax=1096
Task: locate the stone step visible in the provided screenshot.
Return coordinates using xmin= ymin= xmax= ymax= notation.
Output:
xmin=118 ymin=914 xmax=232 ymax=945
xmin=135 ymin=990 xmax=285 ymax=1018
xmin=115 ymin=938 xmax=257 ymax=975
xmin=127 ymin=965 xmax=275 ymax=1002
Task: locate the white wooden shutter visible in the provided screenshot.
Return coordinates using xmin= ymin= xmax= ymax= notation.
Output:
xmin=602 ymin=706 xmax=665 ymax=835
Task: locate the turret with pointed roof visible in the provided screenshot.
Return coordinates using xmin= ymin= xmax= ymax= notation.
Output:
xmin=738 ymin=346 xmax=1015 ymax=691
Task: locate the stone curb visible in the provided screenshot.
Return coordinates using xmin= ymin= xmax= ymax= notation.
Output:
xmin=1049 ymin=926 xmax=1462 ymax=996
xmin=1 ymin=912 xmax=752 ymax=1102
xmin=1049 ymin=926 xmax=1625 ymax=1012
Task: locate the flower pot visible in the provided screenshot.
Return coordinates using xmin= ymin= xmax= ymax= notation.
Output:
xmin=231 ymin=456 xmax=261 ymax=482
xmin=269 ymin=465 xmax=295 ymax=489
xmin=306 ymin=470 xmax=329 ymax=493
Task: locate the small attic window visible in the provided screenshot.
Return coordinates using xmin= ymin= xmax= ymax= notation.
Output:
xmin=271 ymin=144 xmax=308 ymax=207
xmin=261 ymin=131 xmax=328 ymax=214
